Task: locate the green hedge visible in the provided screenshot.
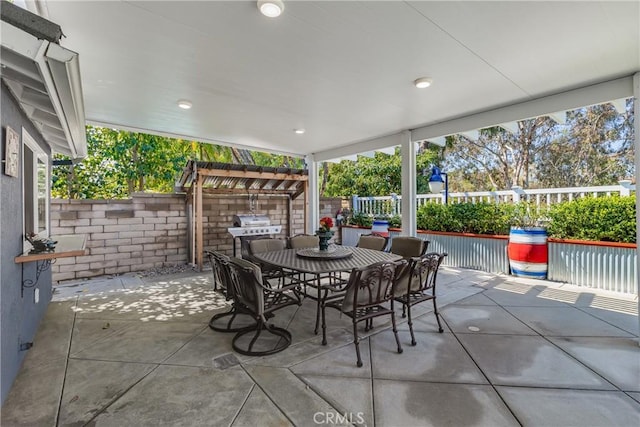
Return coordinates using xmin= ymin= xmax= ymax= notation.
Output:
xmin=547 ymin=196 xmax=636 ymax=243
xmin=349 ymin=196 xmax=636 ymax=243
xmin=416 ymin=202 xmax=513 ymax=235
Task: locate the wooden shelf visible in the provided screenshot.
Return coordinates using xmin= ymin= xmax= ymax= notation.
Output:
xmin=15 ymin=234 xmax=87 ymax=263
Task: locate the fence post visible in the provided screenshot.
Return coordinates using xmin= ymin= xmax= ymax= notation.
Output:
xmin=352 ymin=195 xmax=359 ymax=213
xmin=511 ymin=185 xmax=523 ymax=203
xmin=619 ymin=180 xmax=632 ymax=196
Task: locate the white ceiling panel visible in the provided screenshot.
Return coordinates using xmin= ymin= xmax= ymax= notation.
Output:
xmin=42 ymin=1 xmax=639 ymax=158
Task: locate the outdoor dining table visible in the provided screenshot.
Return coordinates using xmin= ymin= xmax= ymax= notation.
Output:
xmin=253 ymin=246 xmax=402 ymax=334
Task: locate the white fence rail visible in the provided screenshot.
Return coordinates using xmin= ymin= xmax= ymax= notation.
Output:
xmin=353 ymin=182 xmax=636 ymax=215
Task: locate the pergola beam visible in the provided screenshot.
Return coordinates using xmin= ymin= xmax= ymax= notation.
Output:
xmin=200 ymin=188 xmax=297 ymax=196
xmin=197 ymin=168 xmax=308 ymax=181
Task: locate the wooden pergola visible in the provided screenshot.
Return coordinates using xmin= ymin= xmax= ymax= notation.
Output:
xmin=176 ymin=161 xmax=309 ymax=269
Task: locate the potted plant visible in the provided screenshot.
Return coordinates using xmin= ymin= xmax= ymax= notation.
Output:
xmin=507 ymin=202 xmax=550 ymax=279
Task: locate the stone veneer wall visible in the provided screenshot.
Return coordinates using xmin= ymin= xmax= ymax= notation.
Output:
xmin=51 ymin=193 xmax=345 ymax=282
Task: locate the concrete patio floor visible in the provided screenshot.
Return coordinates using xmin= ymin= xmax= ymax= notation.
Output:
xmin=2 ymin=267 xmax=639 ymax=426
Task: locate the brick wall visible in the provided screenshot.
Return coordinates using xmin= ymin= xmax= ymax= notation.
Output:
xmin=50 ymin=194 xmax=345 ymax=282
xmin=201 ymin=194 xmax=310 ymax=257
xmin=319 ymin=198 xmax=343 ymax=219
xmin=50 ymin=193 xmax=188 ymax=282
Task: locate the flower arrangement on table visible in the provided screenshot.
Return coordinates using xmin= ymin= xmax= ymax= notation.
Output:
xmin=317 ymin=216 xmax=334 ymax=251
xmin=318 ymin=216 xmax=334 ymax=233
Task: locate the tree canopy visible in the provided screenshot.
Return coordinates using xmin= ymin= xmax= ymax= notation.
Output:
xmin=53 ymin=100 xmax=634 ymax=200
xmin=321 ymin=147 xmax=442 ymax=197
xmin=51 ymin=126 xmax=304 ymax=199
xmin=443 ymin=101 xmax=634 ymax=191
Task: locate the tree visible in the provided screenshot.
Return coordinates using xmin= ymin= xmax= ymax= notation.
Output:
xmin=52 ymin=125 xmax=306 ymax=199
xmin=445 ymin=118 xmax=557 ymax=191
xmin=196 ymin=142 xmax=233 ymax=163
xmin=251 ymin=151 xmax=304 ymax=168
xmin=52 ymin=126 xmax=214 ymax=198
xmin=535 ymin=102 xmax=634 ymax=187
xmin=443 ymin=101 xmax=634 ymax=190
xmin=322 ymin=147 xmax=441 ymax=197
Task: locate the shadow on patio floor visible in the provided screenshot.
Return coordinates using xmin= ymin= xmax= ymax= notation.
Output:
xmin=2 ymin=268 xmax=639 ymax=426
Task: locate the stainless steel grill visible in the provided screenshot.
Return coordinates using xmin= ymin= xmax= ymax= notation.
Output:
xmin=228 ymin=214 xmax=282 ymax=237
xmin=228 ymin=214 xmax=282 ymax=256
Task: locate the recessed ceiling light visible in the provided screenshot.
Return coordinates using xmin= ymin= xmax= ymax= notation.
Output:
xmin=258 ymin=0 xmax=284 ymax=18
xmin=414 ymin=77 xmax=433 ymax=89
xmin=177 ymin=100 xmax=192 ymax=109
xmin=294 ymin=128 xmax=305 ymax=134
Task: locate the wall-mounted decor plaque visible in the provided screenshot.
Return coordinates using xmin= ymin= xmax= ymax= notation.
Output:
xmin=4 ymin=126 xmax=19 ymax=177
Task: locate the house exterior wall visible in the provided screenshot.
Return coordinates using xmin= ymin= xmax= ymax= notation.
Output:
xmin=1 ymin=82 xmax=53 ymax=404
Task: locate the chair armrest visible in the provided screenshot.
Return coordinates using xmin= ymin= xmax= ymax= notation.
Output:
xmin=258 ymin=281 xmax=300 ymax=294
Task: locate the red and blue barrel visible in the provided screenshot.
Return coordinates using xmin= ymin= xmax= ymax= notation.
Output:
xmin=371 ymin=220 xmax=389 ymax=237
xmin=507 ymin=227 xmax=548 ymax=279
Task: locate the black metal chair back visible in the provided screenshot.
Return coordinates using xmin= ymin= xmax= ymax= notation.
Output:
xmin=394 ymin=252 xmax=448 ymax=345
xmin=341 ymin=261 xmax=400 ymax=313
xmin=322 ymin=259 xmax=407 ymax=367
xmin=226 ymin=257 xmax=302 ymax=356
xmin=206 ymin=250 xmax=231 ymax=296
xmin=206 ymin=251 xmax=257 ymax=333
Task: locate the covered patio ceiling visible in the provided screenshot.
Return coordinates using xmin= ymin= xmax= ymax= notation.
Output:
xmin=38 ymin=0 xmax=639 ymax=159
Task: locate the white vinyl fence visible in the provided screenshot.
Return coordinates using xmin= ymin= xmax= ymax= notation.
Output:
xmin=353 ymin=182 xmax=636 ymax=215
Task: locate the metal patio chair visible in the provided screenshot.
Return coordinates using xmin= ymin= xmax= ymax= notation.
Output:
xmin=227 ymin=257 xmax=302 ymax=356
xmin=205 ymin=250 xmax=256 ymax=333
xmin=356 ymin=234 xmax=389 ymax=251
xmin=389 ymin=236 xmax=429 ymax=258
xmin=287 ymin=234 xmax=320 ymax=249
xmin=247 ymin=238 xmax=290 ymax=287
xmin=321 ymin=259 xmax=407 ymax=367
xmin=393 ymin=252 xmax=448 ymax=345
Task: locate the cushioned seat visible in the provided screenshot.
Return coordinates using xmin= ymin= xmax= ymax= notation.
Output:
xmin=247 ymin=238 xmax=289 ymax=286
xmin=288 ymin=234 xmax=320 ymax=249
xmin=356 ymin=234 xmax=388 ymax=251
xmin=389 ymin=236 xmax=429 ymax=258
xmin=227 ymin=257 xmax=302 ymax=356
xmin=205 ymin=250 xmax=256 ymax=333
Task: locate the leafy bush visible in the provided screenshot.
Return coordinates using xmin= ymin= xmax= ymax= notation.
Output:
xmin=349 ymin=212 xmax=373 ymax=227
xmin=507 ymin=201 xmax=549 ymax=228
xmin=349 ymin=212 xmax=401 ymax=228
xmin=387 ymin=215 xmax=402 ymax=228
xmin=416 ymin=203 xmax=452 ymax=232
xmin=547 ymin=196 xmax=636 ymax=243
xmin=414 ymin=197 xmax=635 ymax=243
xmin=416 ymin=202 xmax=512 ymax=235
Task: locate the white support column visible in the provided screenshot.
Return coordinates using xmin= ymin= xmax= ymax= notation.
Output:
xmin=400 ymin=130 xmax=416 ymax=237
xmin=305 ymin=154 xmax=319 ymax=235
xmin=634 ymin=72 xmax=640 ymax=344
